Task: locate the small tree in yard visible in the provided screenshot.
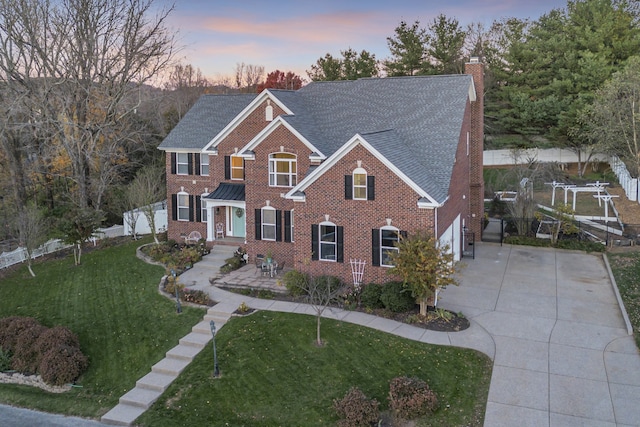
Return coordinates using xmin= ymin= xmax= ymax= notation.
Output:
xmin=390 ymin=232 xmax=459 ymax=316
xmin=14 ymin=204 xmax=48 ymax=277
xmin=58 ymin=209 xmax=105 ymax=266
xmin=287 ymin=272 xmax=343 ymax=346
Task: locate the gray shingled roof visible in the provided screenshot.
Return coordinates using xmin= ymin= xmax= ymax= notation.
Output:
xmin=158 ymin=94 xmax=255 ymax=150
xmin=159 ymin=75 xmax=473 ymax=203
xmin=276 ymin=75 xmax=472 ymax=203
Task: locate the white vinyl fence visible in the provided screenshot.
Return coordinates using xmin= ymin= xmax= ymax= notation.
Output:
xmin=0 ymin=225 xmax=126 ymax=270
xmin=610 ymin=156 xmax=639 ymax=202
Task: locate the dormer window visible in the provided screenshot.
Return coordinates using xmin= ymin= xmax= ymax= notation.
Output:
xmin=269 ymin=153 xmax=297 ymax=187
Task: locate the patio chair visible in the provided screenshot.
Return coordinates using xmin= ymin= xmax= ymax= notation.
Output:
xmin=254 ymin=254 xmax=265 ymax=275
xmin=274 ymin=261 xmax=285 ymax=276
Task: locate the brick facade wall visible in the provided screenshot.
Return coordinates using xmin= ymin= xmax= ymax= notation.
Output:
xmin=294 ymin=143 xmax=436 ymax=285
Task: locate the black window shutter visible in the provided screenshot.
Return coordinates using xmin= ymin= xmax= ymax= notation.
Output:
xmin=189 ymin=195 xmax=195 ymax=221
xmin=187 ymin=154 xmax=193 ymax=175
xmin=194 ymin=153 xmax=201 ymax=176
xmin=311 ymin=224 xmax=319 ymax=260
xmin=254 ymin=209 xmax=262 ymax=240
xmin=372 ymin=229 xmax=380 ymax=266
xmin=367 ymin=176 xmax=375 ymax=200
xmin=336 ymin=226 xmax=344 ymax=263
xmin=275 ymin=210 xmax=282 ymax=242
xmin=224 ymin=156 xmax=231 ymax=179
xmin=170 ymin=153 xmax=176 ymax=174
xmin=171 ymin=194 xmax=177 ymax=220
xmin=195 ymin=196 xmax=201 ymax=222
xmin=344 ymin=175 xmax=352 ymax=199
xmin=284 ymin=211 xmax=292 ymax=242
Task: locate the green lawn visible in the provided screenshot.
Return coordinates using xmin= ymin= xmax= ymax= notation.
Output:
xmin=0 ymin=237 xmax=206 ymax=417
xmin=137 ymin=311 xmax=492 ymax=427
xmin=607 ymin=252 xmax=640 ymax=348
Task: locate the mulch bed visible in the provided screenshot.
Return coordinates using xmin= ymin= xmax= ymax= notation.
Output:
xmin=219 ymin=286 xmax=469 ymax=333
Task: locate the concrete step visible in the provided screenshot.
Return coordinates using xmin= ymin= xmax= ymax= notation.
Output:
xmin=151 ymin=357 xmax=190 ymax=376
xmin=166 ymin=343 xmax=204 ymax=362
xmin=192 ymin=319 xmax=226 ymax=335
xmin=136 ymin=371 xmax=176 ymax=392
xmin=101 ymin=403 xmax=147 ymax=426
xmin=119 ymin=386 xmax=162 ymax=409
xmin=179 ymin=331 xmax=212 ymax=348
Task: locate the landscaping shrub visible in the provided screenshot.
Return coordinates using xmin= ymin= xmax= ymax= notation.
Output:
xmin=11 ymin=323 xmax=47 ymax=374
xmin=380 ymin=282 xmax=415 ymax=313
xmin=388 ymin=376 xmax=438 ymax=419
xmin=182 ymin=289 xmax=214 ymax=306
xmin=0 ymin=316 xmax=41 ymax=352
xmin=360 ymin=283 xmax=383 ymax=309
xmin=35 ymin=326 xmax=81 ymax=357
xmin=0 ymin=346 xmax=12 ymax=371
xmin=333 ymin=386 xmax=380 ymax=427
xmin=220 ymin=256 xmax=242 ymax=273
xmin=282 ymin=270 xmax=309 ymax=297
xmin=39 ymin=344 xmax=89 ymax=386
xmin=0 ymin=317 xmax=88 ymax=385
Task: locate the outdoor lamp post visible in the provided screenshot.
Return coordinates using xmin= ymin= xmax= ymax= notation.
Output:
xmin=210 ymin=320 xmax=220 ymax=377
xmin=171 ymin=269 xmax=181 ymax=314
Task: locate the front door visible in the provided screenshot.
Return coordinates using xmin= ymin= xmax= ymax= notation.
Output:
xmin=230 ymin=207 xmax=246 ymax=238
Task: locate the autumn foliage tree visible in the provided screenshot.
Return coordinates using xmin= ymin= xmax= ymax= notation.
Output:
xmin=256 ymin=70 xmax=303 ymax=92
xmin=390 ymin=232 xmax=459 ymax=316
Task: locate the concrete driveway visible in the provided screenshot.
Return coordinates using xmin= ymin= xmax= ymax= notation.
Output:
xmin=441 ymin=243 xmax=640 ymax=427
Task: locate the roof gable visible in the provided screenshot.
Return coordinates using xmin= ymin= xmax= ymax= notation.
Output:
xmin=285 ymin=132 xmax=440 ymax=207
xmin=202 ymin=90 xmax=293 ymax=152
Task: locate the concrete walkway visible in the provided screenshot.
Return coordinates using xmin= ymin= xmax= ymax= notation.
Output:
xmin=101 ymin=242 xmax=640 ymax=426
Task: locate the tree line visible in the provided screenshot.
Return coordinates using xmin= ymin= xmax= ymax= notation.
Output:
xmin=1 ymin=0 xmax=640 ymax=275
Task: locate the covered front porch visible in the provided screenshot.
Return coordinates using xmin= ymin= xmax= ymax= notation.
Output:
xmin=203 ymin=183 xmax=246 ymax=243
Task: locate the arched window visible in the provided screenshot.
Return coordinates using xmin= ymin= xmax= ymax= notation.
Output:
xmin=200 ymin=193 xmax=208 ymax=222
xmin=352 ymin=167 xmax=367 ymax=200
xmin=319 ymin=221 xmax=337 ymax=261
xmin=261 ymin=206 xmax=276 ymax=241
xmin=269 ymin=153 xmax=297 ymax=187
xmin=380 ymin=226 xmax=400 ymax=267
xmin=177 ymin=191 xmax=190 ymax=221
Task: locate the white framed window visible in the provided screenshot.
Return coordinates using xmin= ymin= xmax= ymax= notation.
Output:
xmin=177 ymin=192 xmax=190 ymax=221
xmin=176 ymin=153 xmax=189 ymax=175
xmin=200 ymin=154 xmax=209 ymax=176
xmin=200 ymin=194 xmax=208 ymax=222
xmin=261 ymin=207 xmax=276 ymax=241
xmin=319 ymin=222 xmax=336 ymax=261
xmin=231 ymin=155 xmax=244 ymax=180
xmin=269 ymin=153 xmax=297 ymax=187
xmin=380 ymin=226 xmax=400 ymax=267
xmin=290 ymin=209 xmax=294 ymax=242
xmin=353 ymin=167 xmax=367 ymax=200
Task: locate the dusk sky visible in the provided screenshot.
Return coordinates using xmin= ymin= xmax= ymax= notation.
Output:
xmin=162 ymin=0 xmax=569 ymax=82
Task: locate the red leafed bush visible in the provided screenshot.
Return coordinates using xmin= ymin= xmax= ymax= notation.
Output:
xmin=11 ymin=323 xmax=47 ymax=374
xmin=39 ymin=345 xmax=88 ymax=386
xmin=333 ymin=386 xmax=380 ymax=427
xmin=0 ymin=316 xmax=88 ymax=386
xmin=35 ymin=326 xmax=80 ymax=356
xmin=388 ymin=376 xmax=438 ymax=419
xmin=0 ymin=317 xmax=41 ymax=353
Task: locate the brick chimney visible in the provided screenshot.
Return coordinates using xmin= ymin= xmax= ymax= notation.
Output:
xmin=465 ymin=57 xmax=484 ymax=238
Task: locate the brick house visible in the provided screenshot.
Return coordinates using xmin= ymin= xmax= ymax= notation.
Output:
xmin=158 ymin=60 xmax=484 ymax=285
